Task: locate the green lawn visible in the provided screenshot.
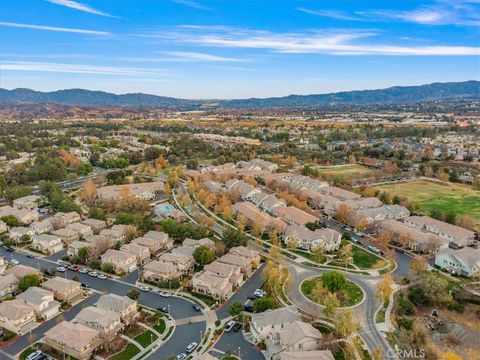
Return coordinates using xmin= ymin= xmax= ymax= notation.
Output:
xmin=373 ymin=179 xmax=480 ymax=230
xmin=350 ymin=243 xmax=386 ymax=269
xmin=153 ymin=319 xmax=166 ymax=334
xmin=134 ymin=330 xmax=158 ymax=348
xmin=301 ymin=277 xmax=364 ymax=307
xmin=109 ymin=343 xmax=141 ymax=360
xmin=316 ymin=164 xmax=374 ymax=178
xmin=19 ymin=347 xmax=37 ymax=360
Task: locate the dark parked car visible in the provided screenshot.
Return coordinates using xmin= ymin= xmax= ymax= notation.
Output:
xmin=192 ymin=304 xmax=201 ymax=312
xmin=81 ymin=283 xmax=90 ymax=288
xmin=158 ymin=306 xmax=168 ymax=314
xmin=243 ymin=299 xmax=254 ymax=312
xmin=232 ymin=322 xmax=242 ymax=332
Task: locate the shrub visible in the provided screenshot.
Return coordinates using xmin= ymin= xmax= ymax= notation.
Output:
xmin=398 ymin=317 xmax=414 ymax=330
xmin=447 ymin=302 xmax=465 ymax=313
xmin=101 ymin=263 xmax=115 ymax=274
xmin=396 ymin=295 xmax=416 ymax=316
xmin=321 ymin=271 xmax=347 ymax=292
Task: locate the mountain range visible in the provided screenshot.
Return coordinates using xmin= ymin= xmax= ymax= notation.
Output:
xmin=0 ymin=81 xmax=478 ymax=109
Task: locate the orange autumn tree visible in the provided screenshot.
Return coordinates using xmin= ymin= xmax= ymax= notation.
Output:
xmin=81 ymin=178 xmax=97 ymax=206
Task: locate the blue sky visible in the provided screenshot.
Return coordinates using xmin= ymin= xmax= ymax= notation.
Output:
xmin=0 ymin=0 xmax=479 ymax=98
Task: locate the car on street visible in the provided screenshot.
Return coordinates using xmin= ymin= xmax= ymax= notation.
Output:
xmin=158 ymin=306 xmax=169 ymax=313
xmin=79 ymin=268 xmax=89 ymax=274
xmin=244 ymin=299 xmax=254 ymax=312
xmin=68 ymin=265 xmax=79 ymax=271
xmin=97 ymin=274 xmax=107 ymax=279
xmin=253 ymin=288 xmax=266 ymax=298
xmin=139 ymin=285 xmax=151 ymax=292
xmin=26 ymin=253 xmax=35 ymax=258
xmin=232 ymin=322 xmax=242 ymax=332
xmin=186 ymin=342 xmax=198 ymax=353
xmin=10 ymin=259 xmax=19 ymax=265
xmin=159 ymin=291 xmax=171 ymax=297
xmin=88 ymin=271 xmax=98 ymax=277
xmin=81 ymin=283 xmax=90 ymax=288
xmin=176 ymin=353 xmax=187 ymax=360
xmin=5 ymin=246 xmax=14 ymax=252
xmin=224 ymin=320 xmax=236 ymax=332
xmin=192 ymin=304 xmax=201 ymax=312
xmin=56 ymin=266 xmax=66 ymax=272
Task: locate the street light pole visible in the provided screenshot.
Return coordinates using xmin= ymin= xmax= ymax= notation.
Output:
xmin=200 ymin=330 xmax=203 ymax=344
xmin=238 ymin=346 xmax=241 ymax=359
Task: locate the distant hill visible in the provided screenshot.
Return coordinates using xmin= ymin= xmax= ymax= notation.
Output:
xmin=1 ymin=81 xmax=478 ymax=109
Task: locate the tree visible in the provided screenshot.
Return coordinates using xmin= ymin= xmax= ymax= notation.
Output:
xmin=127 ymin=288 xmax=140 ymax=300
xmin=19 ymin=274 xmax=41 ymax=292
xmin=321 ymin=271 xmax=347 ymax=292
xmin=339 ymin=243 xmax=353 ymax=264
xmin=311 ymin=282 xmax=328 ymax=304
xmin=376 ymin=275 xmax=393 ymax=303
xmin=334 ymin=203 xmax=353 ymax=225
xmin=192 ymin=245 xmax=215 ymax=265
xmin=333 ymin=308 xmax=359 ymax=338
xmin=262 ymin=260 xmax=289 ymax=300
xmin=251 ymin=214 xmax=264 ymax=238
xmin=361 ymin=186 xmax=375 ymax=198
xmin=101 ymin=263 xmax=115 ymax=274
xmin=253 ymin=297 xmax=274 ymax=313
xmin=420 ymin=272 xmax=452 ymax=306
xmin=286 ymin=234 xmax=299 ymax=250
xmin=228 ymin=301 xmax=244 ymax=317
xmin=78 ymin=247 xmax=89 ymax=263
xmin=221 ymin=228 xmax=247 ymax=249
xmin=311 ymin=244 xmax=325 ymax=264
xmin=323 ymin=292 xmax=340 ymax=319
xmin=88 ymin=206 xmax=106 ymax=220
xmin=410 ymin=256 xmax=428 ymax=276
xmin=81 ymin=178 xmax=97 ymax=205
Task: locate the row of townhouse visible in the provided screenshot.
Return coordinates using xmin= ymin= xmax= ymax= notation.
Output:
xmin=44 ymin=294 xmax=138 ymax=360
xmin=0 ymin=272 xmax=85 ymax=335
xmin=0 ymin=205 xmax=39 ymax=225
xmin=191 ymin=246 xmax=261 ymax=300
xmin=100 ymin=230 xmax=173 ymax=274
xmin=250 ymin=306 xmax=334 ymax=360
xmin=96 ymin=181 xmax=164 ymax=201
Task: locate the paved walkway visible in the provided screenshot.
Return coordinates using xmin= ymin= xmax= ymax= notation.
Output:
xmin=175 ymin=315 xmax=205 ymax=326
xmin=120 ymin=334 xmax=144 ymax=350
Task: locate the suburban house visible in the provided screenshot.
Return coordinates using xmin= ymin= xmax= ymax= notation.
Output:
xmin=157 ymin=253 xmax=194 ymax=276
xmin=53 ymin=211 xmax=81 ymax=227
xmin=434 ymin=247 xmax=480 ymax=277
xmin=217 ymin=254 xmax=252 ymax=274
xmin=96 ymin=294 xmax=138 ymax=325
xmin=251 ymin=306 xmax=300 ymax=341
xmin=41 ymin=277 xmax=83 ymax=304
xmin=233 ymin=202 xmax=286 ymax=233
xmin=272 ymin=206 xmax=319 ymax=226
xmin=44 ymin=321 xmax=104 ymax=360
xmin=100 ymin=228 xmax=126 ymax=244
xmin=85 ymin=234 xmax=114 ymax=252
xmin=6 ymin=264 xmax=42 ymax=280
xmin=404 ymin=216 xmax=475 ymax=248
xmin=31 ymin=234 xmax=63 ymax=254
xmin=12 ymin=195 xmax=41 ymax=210
xmin=229 ymin=246 xmax=261 ymax=266
xmin=51 ymin=228 xmax=79 ymax=245
xmin=183 ymin=237 xmax=216 ymax=250
xmin=171 ymin=246 xmax=195 ymax=257
xmin=265 ymin=320 xmax=325 ymax=359
xmin=30 ymin=219 xmax=54 ymax=235
xmin=101 ymin=249 xmax=137 ymax=274
xmin=191 ymin=268 xmax=234 ymax=300
xmin=0 ymin=206 xmax=39 ymax=224
xmin=377 ymin=219 xmax=448 ymax=253
xmin=66 ymin=222 xmax=94 ymax=239
xmin=318 ymin=186 xmax=361 ymax=201
xmin=202 ymin=180 xmax=223 ymax=193
xmin=74 ymin=306 xmax=123 ymax=341
xmin=283 ymin=226 xmax=342 ymax=252
xmin=9 ymin=226 xmax=34 ymax=241
xmin=355 ymin=205 xmax=410 ymax=223
xmin=67 ymin=241 xmax=96 ymax=257
xmin=16 ymin=286 xmax=60 ymax=320
xmin=0 ymin=299 xmax=37 ymax=335
xmin=237 ymin=158 xmax=279 ymax=172
xmin=143 ymin=230 xmax=173 ymax=250
xmin=81 ymin=218 xmax=107 ymax=233
xmin=141 ymin=260 xmax=181 ymax=282
xmin=0 ymin=274 xmax=19 ymax=298
xmin=120 ymin=243 xmax=150 ymax=264
xmin=275 ymin=350 xmax=334 ymax=360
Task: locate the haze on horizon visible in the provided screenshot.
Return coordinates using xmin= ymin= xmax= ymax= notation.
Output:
xmin=1 ymin=0 xmax=479 ymax=99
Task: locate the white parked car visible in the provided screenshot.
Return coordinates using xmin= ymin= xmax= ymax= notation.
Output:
xmin=79 ymin=268 xmax=89 ymax=274
xmin=224 ymin=320 xmax=236 ymax=332
xmin=176 ymin=353 xmax=187 ymax=360
xmin=186 ymin=342 xmax=198 ymax=353
xmin=139 ymin=286 xmax=150 ymax=292
xmin=56 ymin=266 xmax=66 ymax=272
xmin=10 ymin=259 xmax=19 ymax=265
xmin=88 ymin=271 xmax=98 ymax=277
xmin=97 ymin=274 xmax=107 ymax=279
xmin=253 ymin=288 xmax=266 ymax=298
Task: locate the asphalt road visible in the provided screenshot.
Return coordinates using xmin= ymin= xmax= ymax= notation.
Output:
xmin=0 ymin=246 xmax=206 ymax=359
xmin=214 ymin=330 xmax=263 ymax=360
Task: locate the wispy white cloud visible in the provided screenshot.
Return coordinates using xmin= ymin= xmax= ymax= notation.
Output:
xmin=0 ymin=21 xmax=110 ymax=36
xmin=299 ymin=1 xmax=480 ymax=26
xmin=154 ymin=26 xmax=480 ymax=56
xmin=0 ymin=61 xmax=163 ymax=76
xmin=173 ymin=0 xmax=211 ymax=11
xmin=46 ymin=0 xmax=116 ymax=17
xmin=162 ymin=51 xmax=245 ymax=62
xmin=296 ymin=8 xmax=363 ymax=21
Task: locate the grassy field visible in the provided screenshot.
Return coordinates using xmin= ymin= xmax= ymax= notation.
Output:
xmin=316 ymin=164 xmax=374 ymax=178
xmin=373 ymin=179 xmax=480 ymax=229
xmin=301 ymin=277 xmax=364 ymax=307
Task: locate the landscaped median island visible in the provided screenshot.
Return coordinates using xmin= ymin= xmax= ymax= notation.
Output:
xmin=301 ymin=271 xmax=364 ymax=308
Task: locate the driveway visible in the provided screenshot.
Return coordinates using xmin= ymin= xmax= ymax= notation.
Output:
xmin=213 ymin=330 xmax=264 ymax=360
